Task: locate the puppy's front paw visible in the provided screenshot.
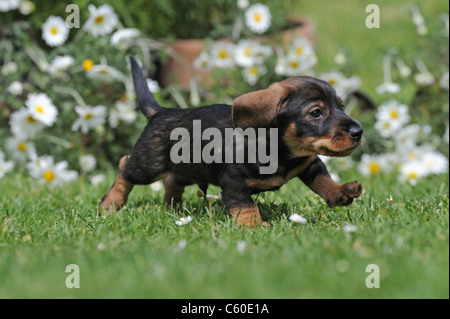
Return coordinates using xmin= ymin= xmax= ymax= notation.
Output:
xmin=327 ymin=181 xmax=362 ymax=208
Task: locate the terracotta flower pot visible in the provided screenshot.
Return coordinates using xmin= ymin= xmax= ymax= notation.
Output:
xmin=158 ymin=17 xmax=315 ymax=90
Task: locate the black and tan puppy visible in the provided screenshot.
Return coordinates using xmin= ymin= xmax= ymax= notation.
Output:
xmin=100 ymin=57 xmax=363 ymax=227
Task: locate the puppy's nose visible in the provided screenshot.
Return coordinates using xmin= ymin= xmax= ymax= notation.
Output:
xmin=347 ymin=125 xmax=363 ymax=142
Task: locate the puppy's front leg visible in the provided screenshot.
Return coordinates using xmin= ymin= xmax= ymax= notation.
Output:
xmin=298 ymin=156 xmax=362 ymax=208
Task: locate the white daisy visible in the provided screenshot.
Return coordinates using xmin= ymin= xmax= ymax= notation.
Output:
xmin=25 ymin=93 xmax=58 ymax=127
xmin=343 ymin=224 xmax=358 ymax=233
xmin=27 ymin=155 xmax=78 ymax=187
xmin=42 ymin=16 xmax=69 ymax=47
xmin=147 ymin=79 xmax=160 ymax=93
xmin=290 ymin=37 xmax=314 ymax=58
xmin=1 ymin=61 xmax=17 ymax=76
xmin=72 ymin=105 xmax=107 ymax=134
xmin=6 ymin=136 xmax=36 ymax=162
xmin=83 ymin=4 xmax=118 ymax=37
xmin=110 ymin=28 xmax=140 ymax=48
xmin=234 ymin=40 xmax=270 ymax=67
xmin=281 ymin=54 xmax=311 ymax=76
xmin=0 ymin=0 xmax=20 ymax=12
xmin=47 ymin=55 xmax=75 ymax=76
xmin=19 ymin=1 xmax=35 ymax=15
xmin=242 ymin=65 xmax=266 ymax=85
xmin=289 ymin=213 xmax=307 ymax=224
xmin=79 ymin=154 xmax=97 ymax=173
xmin=374 ymin=99 xmax=410 ymax=137
xmin=211 ymin=42 xmax=235 ymax=68
xmin=398 ymin=160 xmax=427 ymax=186
xmin=87 ymin=64 xmax=122 ymax=82
xmin=193 ymin=51 xmax=213 ymax=70
xmin=236 ymin=240 xmax=247 ymax=254
xmin=175 ymin=216 xmax=193 ymax=226
xmin=0 ymin=149 xmax=14 ymax=179
xmin=421 ymin=151 xmax=448 ymax=175
xmin=109 ymin=101 xmax=137 ymax=128
xmin=150 ymin=181 xmax=163 ymax=192
xmin=9 ymin=108 xmax=45 ymax=140
xmin=90 ymin=174 xmax=106 ymax=187
xmin=7 ymin=81 xmax=23 ymax=96
xmin=414 ymin=58 xmax=434 ymax=86
xmin=245 ymin=3 xmax=272 ymax=34
xmin=357 ymin=154 xmax=385 ymax=176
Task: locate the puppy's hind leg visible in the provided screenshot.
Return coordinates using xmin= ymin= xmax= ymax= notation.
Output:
xmin=163 ymin=173 xmax=186 ymax=208
xmin=99 ymin=155 xmax=135 ymax=213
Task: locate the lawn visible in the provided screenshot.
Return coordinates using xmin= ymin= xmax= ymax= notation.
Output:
xmin=0 ymin=170 xmax=448 ymax=298
xmin=0 ymin=0 xmax=449 ymax=301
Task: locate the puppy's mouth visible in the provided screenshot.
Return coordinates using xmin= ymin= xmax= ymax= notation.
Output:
xmin=284 ymin=135 xmax=362 ymax=158
xmin=317 ymin=141 xmax=361 ymax=157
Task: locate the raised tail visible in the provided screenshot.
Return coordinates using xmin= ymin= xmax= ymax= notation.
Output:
xmin=129 ymin=56 xmax=163 ymax=120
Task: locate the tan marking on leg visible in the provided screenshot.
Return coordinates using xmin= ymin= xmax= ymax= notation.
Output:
xmin=100 ymin=155 xmax=134 ymax=213
xmin=163 ymin=174 xmax=185 ymax=207
xmin=229 ymin=206 xmax=270 ymax=228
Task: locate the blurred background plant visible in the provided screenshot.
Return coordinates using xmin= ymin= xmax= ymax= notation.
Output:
xmin=0 ymin=0 xmax=448 ymax=188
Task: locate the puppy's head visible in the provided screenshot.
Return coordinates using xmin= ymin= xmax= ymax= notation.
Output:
xmin=232 ymin=76 xmax=363 ymax=158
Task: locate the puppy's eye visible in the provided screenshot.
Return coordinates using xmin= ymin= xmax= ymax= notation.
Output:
xmin=309 ymin=109 xmax=323 ymax=119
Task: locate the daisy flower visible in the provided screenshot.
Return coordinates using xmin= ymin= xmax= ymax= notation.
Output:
xmin=27 ymin=155 xmax=78 ymax=187
xmin=150 ymin=181 xmax=163 ymax=191
xmin=0 ymin=0 xmax=20 ymax=12
xmin=42 ymin=16 xmax=69 ymax=47
xmin=1 ymin=61 xmax=17 ymax=76
xmin=90 ymin=174 xmax=106 ymax=187
xmin=7 ymin=81 xmax=23 ymax=96
xmin=48 ymin=55 xmax=75 ymax=77
xmin=6 ymin=137 xmax=36 ymax=162
xmin=72 ymin=105 xmax=107 ymax=134
xmin=414 ymin=58 xmax=434 ymax=86
xmin=421 ymin=151 xmax=448 ymax=175
xmin=242 ymin=65 xmax=267 ymax=85
xmin=147 ymin=79 xmax=160 ymax=93
xmin=289 ymin=213 xmax=307 ymax=224
xmin=0 ymin=149 xmax=14 ymax=179
xmin=343 ymin=224 xmax=358 ymax=233
xmin=211 ymin=42 xmax=235 ymax=68
xmin=82 ymin=59 xmax=95 ymax=72
xmin=290 ymin=37 xmax=314 ymax=58
xmin=281 ymin=54 xmax=310 ymax=76
xmin=398 ymin=160 xmax=427 ymax=186
xmin=25 ymin=93 xmax=58 ymax=127
xmin=9 ymin=108 xmax=45 ymax=140
xmin=194 ymin=51 xmax=213 ymax=70
xmin=109 ymin=101 xmax=137 ymax=128
xmin=374 ymin=99 xmax=410 ymax=137
xmin=234 ymin=40 xmax=270 ymax=67
xmin=83 ymin=4 xmax=118 ymax=37
xmin=236 ymin=240 xmax=247 ymax=254
xmin=175 ymin=216 xmax=193 ymax=226
xmin=357 ymin=154 xmax=386 ymax=176
xmin=110 ymin=28 xmax=140 ymax=48
xmin=79 ymin=154 xmax=97 ymax=173
xmin=87 ymin=64 xmax=122 ymax=82
xmin=245 ymin=3 xmax=272 ymax=34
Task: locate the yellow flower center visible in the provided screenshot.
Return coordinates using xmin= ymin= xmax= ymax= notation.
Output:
xmin=95 ymin=15 xmax=104 ymax=24
xmin=250 ymin=67 xmax=259 ymax=76
xmin=26 ymin=115 xmax=36 ymax=123
xmin=408 ymin=171 xmax=418 ymax=180
xmin=368 ymin=162 xmax=381 ymax=175
xmin=50 ymin=27 xmax=58 ymax=35
xmin=254 ymin=12 xmax=262 ymax=22
xmin=84 ymin=113 xmax=93 ymax=120
xmin=82 ymin=59 xmax=94 ymax=72
xmin=390 ymin=110 xmax=399 ymax=119
xmin=17 ymin=143 xmax=27 ymax=152
xmin=35 ymin=106 xmax=44 ymax=114
xmin=296 ymin=46 xmax=303 ymax=55
xmin=290 ymin=61 xmax=299 ymax=68
xmin=328 ymin=79 xmax=337 ymax=86
xmin=244 ymin=47 xmax=252 ymax=57
xmin=218 ymin=50 xmax=228 ymax=59
xmin=43 ymin=170 xmax=55 ymax=183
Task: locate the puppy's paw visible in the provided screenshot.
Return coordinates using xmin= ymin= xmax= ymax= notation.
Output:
xmin=327 ymin=181 xmax=362 ymax=208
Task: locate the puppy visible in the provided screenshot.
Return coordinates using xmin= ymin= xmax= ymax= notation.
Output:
xmin=100 ymin=57 xmax=363 ymax=227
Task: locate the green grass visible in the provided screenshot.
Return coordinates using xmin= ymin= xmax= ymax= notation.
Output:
xmin=0 ymin=170 xmax=448 ymax=298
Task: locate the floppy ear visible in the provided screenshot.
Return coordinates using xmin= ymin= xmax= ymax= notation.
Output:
xmin=232 ymin=82 xmax=288 ymax=129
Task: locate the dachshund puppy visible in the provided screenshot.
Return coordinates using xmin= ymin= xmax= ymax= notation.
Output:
xmin=100 ymin=57 xmax=363 ymax=227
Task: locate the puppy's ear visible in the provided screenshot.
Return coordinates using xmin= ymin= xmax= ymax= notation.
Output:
xmin=232 ymin=82 xmax=288 ymax=129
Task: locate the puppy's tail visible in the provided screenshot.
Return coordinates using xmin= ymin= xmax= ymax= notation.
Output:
xmin=130 ymin=56 xmax=163 ymax=120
